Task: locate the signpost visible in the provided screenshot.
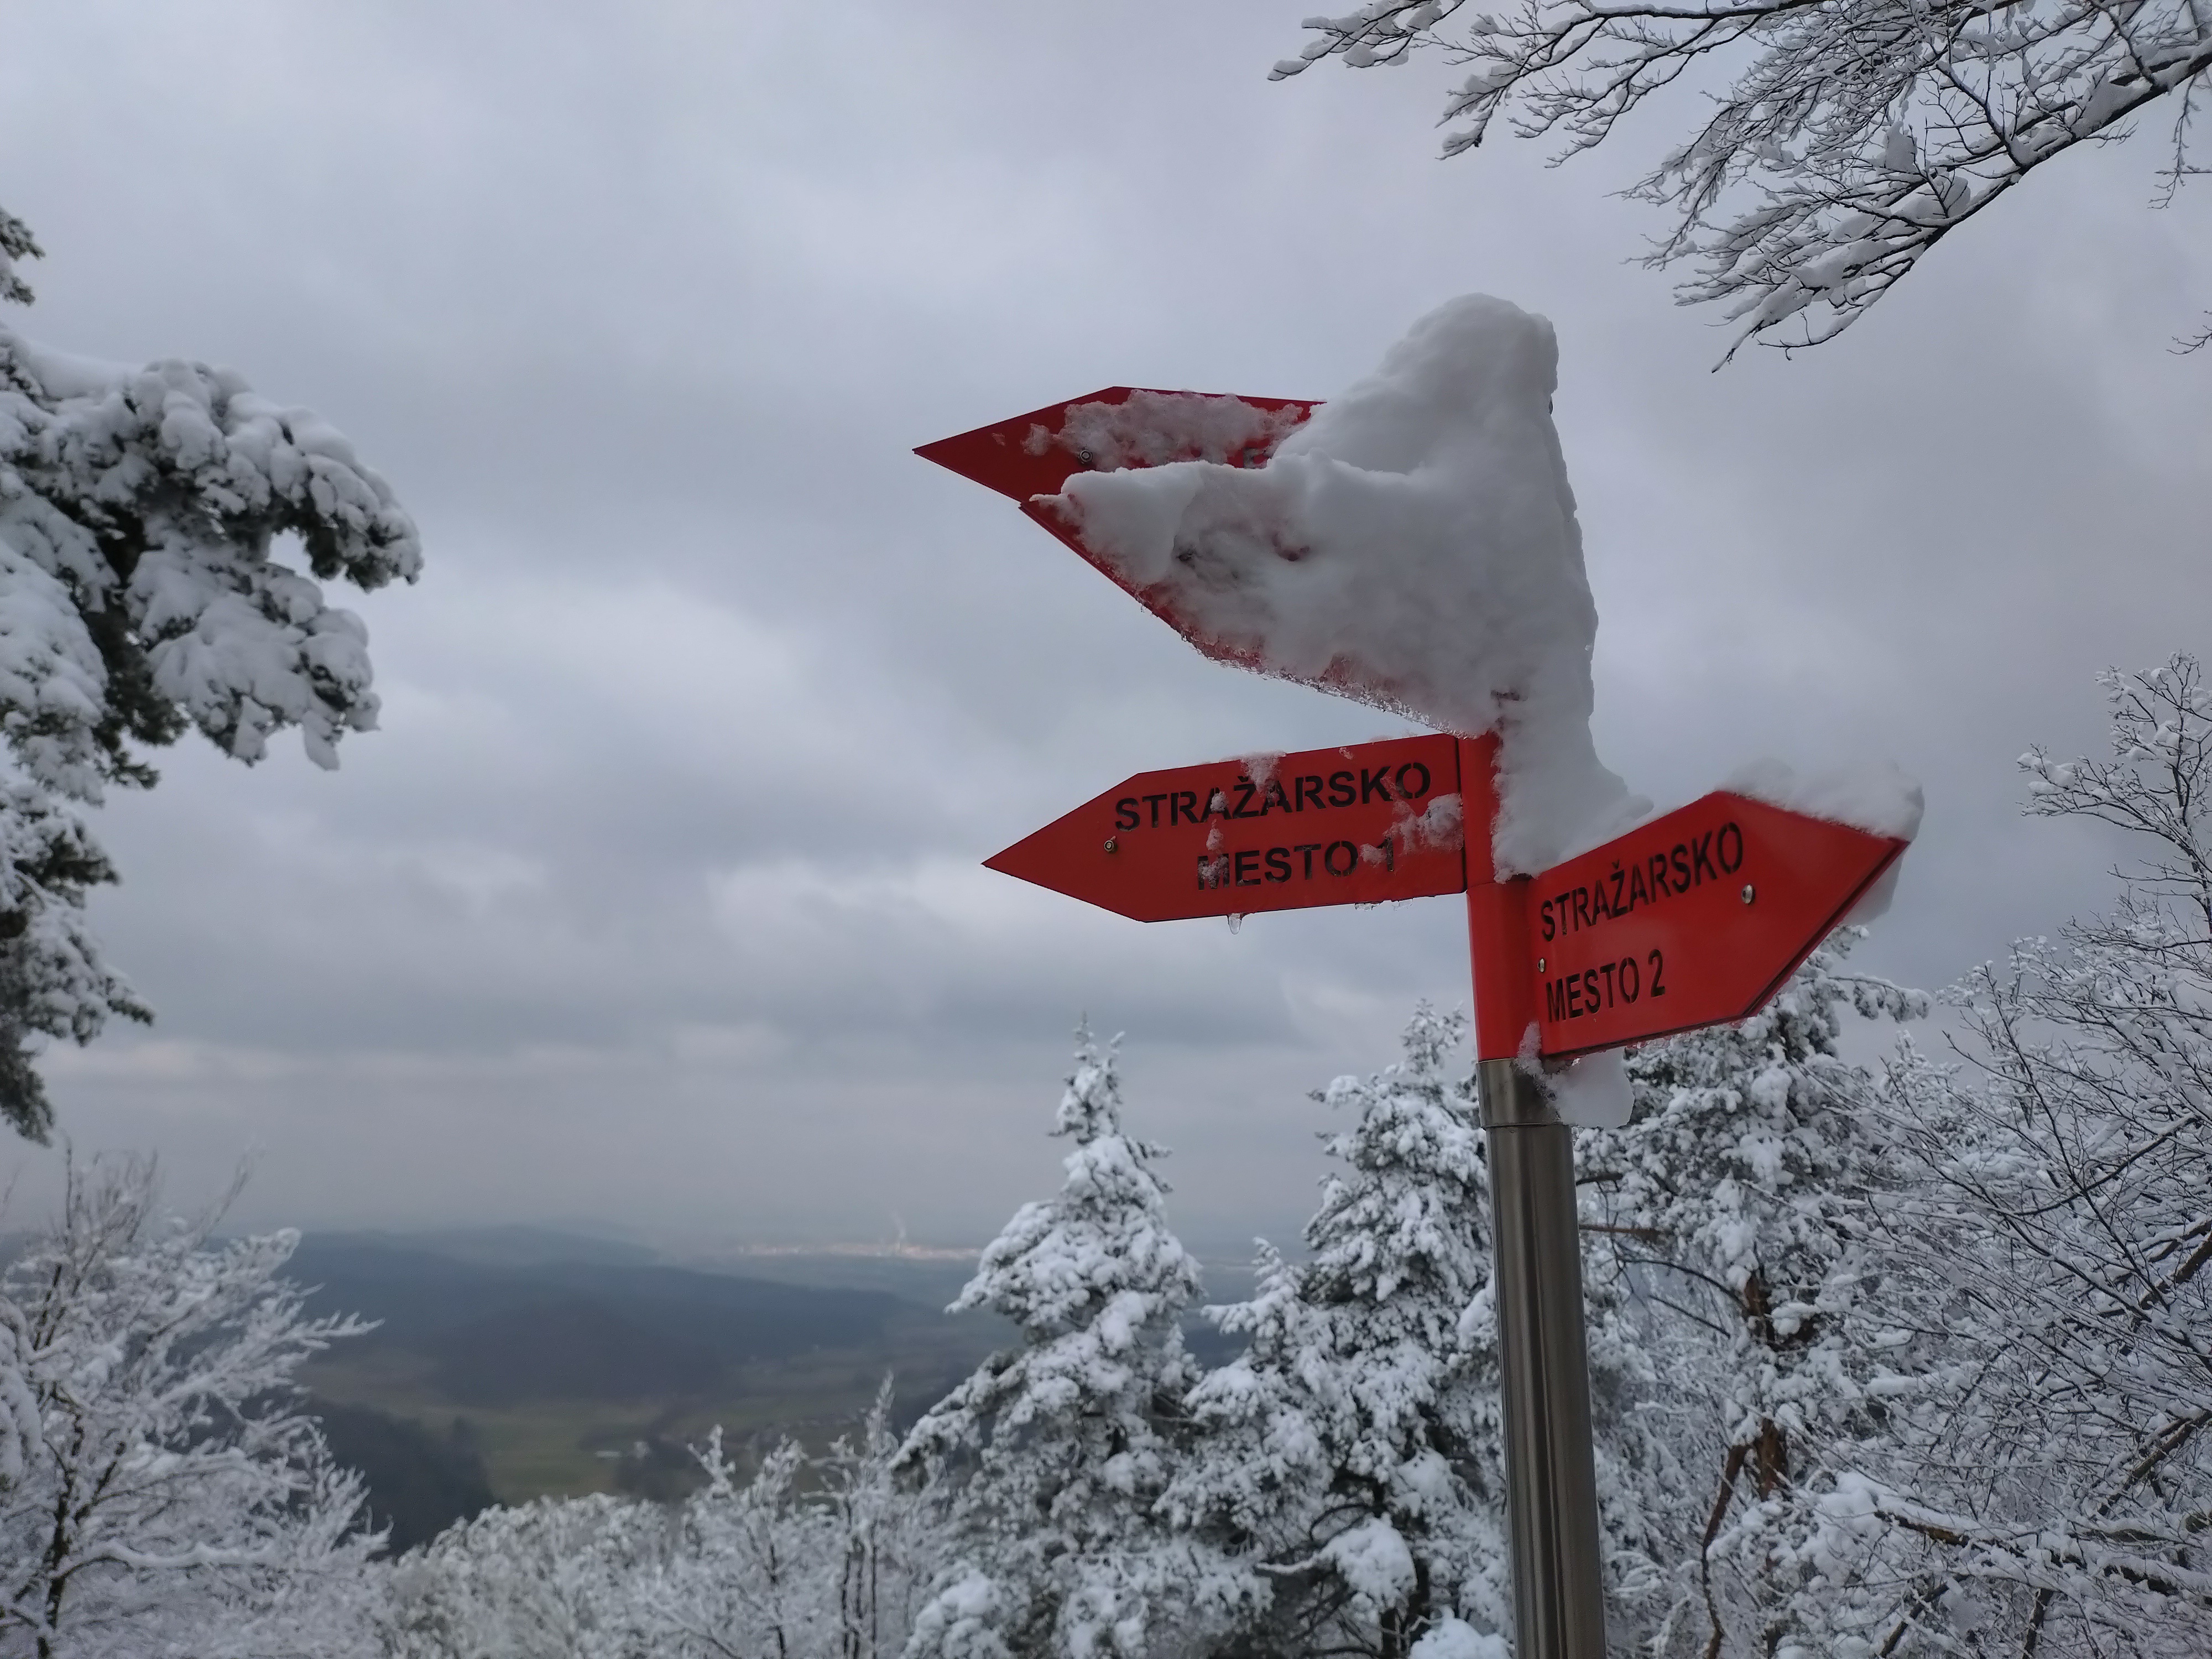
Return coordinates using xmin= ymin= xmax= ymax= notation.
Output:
xmin=921 ymin=394 xmax=1912 ymax=1659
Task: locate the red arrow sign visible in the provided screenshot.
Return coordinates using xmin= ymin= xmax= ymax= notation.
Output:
xmin=1523 ymin=792 xmax=1906 ymax=1058
xmin=918 ymin=388 xmax=1319 ymax=681
xmin=916 ymin=386 xmax=1316 ymax=504
xmin=985 ymin=733 xmax=1465 ymax=923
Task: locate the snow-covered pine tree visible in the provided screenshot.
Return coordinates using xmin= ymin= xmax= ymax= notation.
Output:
xmin=1166 ymin=1005 xmax=1510 ymax=1659
xmin=1851 ymin=655 xmax=2212 ymax=1657
xmin=0 ymin=206 xmax=419 ymax=1139
xmin=896 ymin=1026 xmax=1211 ymax=1659
xmin=1578 ymin=932 xmax=1924 ymax=1657
xmin=0 ymin=1155 xmax=382 ymax=1659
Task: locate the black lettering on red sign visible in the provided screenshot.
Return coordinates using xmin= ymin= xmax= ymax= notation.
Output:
xmin=1115 ymin=797 xmax=1140 ymax=831
xmin=1265 ymin=848 xmax=1291 ymax=883
xmin=1234 ymin=850 xmax=1260 ymax=886
xmin=1324 ymin=841 xmax=1357 ymax=877
xmin=1328 ymin=770 xmax=1356 ymax=807
xmin=1394 ymin=761 xmax=1432 ymax=800
xmin=1717 ymin=821 xmax=1744 ymax=873
xmin=1295 ymin=775 xmax=1324 ymax=812
xmin=1197 ymin=854 xmax=1230 ymax=889
xmin=1295 ymin=843 xmax=1322 ymax=877
xmin=1691 ymin=831 xmax=1716 ymax=885
xmin=1260 ymin=778 xmax=1291 ymax=816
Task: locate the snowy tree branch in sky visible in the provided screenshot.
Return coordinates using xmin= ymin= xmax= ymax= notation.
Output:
xmin=1849 ymin=654 xmax=2212 ymax=1652
xmin=0 ymin=207 xmax=419 ymax=1140
xmin=1275 ymin=0 xmax=2212 ymax=356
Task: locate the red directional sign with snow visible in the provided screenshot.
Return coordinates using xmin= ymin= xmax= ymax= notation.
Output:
xmin=985 ymin=734 xmax=1465 ymax=924
xmin=916 ymin=387 xmax=1320 ymax=678
xmin=1527 ymin=792 xmax=1907 ymax=1058
xmin=922 ymin=397 xmax=1912 ymax=1058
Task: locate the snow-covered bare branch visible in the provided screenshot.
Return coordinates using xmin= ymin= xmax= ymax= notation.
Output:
xmin=1277 ymin=0 xmax=2212 ymax=354
xmin=1850 ymin=655 xmax=2212 ymax=1655
xmin=0 ymin=1155 xmax=379 ymax=1659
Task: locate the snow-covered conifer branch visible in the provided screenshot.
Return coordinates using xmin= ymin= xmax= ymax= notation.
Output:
xmin=1579 ymin=931 xmax=1930 ymax=1652
xmin=0 ymin=205 xmax=419 ymax=1140
xmin=1277 ymin=0 xmax=2212 ymax=355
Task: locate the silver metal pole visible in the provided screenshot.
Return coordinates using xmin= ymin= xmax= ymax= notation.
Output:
xmin=1478 ymin=1057 xmax=1608 ymax=1659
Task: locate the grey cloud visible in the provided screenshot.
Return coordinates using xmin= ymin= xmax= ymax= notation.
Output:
xmin=0 ymin=1 xmax=2203 ymax=1248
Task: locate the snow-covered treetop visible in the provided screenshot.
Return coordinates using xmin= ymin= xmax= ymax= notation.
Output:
xmin=1276 ymin=0 xmax=2212 ymax=354
xmin=1048 ymin=295 xmax=1626 ymax=873
xmin=948 ymin=1025 xmax=1200 ymax=1345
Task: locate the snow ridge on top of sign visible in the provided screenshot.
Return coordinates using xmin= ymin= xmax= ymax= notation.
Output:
xmin=1720 ymin=757 xmax=1924 ymax=843
xmin=1553 ymin=758 xmax=1925 ymax=867
xmin=1044 ymin=295 xmax=1625 ymax=876
xmin=1041 ymin=392 xmax=1311 ymax=472
xmin=1728 ymin=758 xmax=1923 ymax=925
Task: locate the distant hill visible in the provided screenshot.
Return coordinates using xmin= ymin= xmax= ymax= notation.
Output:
xmin=288 ymin=1237 xmax=905 ymax=1406
xmin=318 ymin=1224 xmax=664 ymax=1270
xmin=290 ymin=1230 xmax=1014 ymax=1506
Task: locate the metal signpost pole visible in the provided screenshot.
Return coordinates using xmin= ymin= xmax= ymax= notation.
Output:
xmin=1479 ymin=1058 xmax=1609 ymax=1659
xmin=1462 ymin=735 xmax=1609 ymax=1659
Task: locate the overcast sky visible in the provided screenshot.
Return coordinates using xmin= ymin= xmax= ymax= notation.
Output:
xmin=0 ymin=3 xmax=2205 ymax=1255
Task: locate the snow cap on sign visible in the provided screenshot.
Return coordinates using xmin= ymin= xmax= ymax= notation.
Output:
xmin=1721 ymin=757 xmax=1923 ymax=925
xmin=1719 ymin=757 xmax=1925 ymax=843
xmin=1046 ymin=294 xmax=1626 ymax=874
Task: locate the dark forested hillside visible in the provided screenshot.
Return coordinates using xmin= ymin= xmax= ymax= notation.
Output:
xmin=291 ymin=1232 xmax=1005 ymax=1505
xmin=288 ymin=1237 xmax=905 ymax=1405
xmin=311 ymin=1400 xmax=497 ymax=1554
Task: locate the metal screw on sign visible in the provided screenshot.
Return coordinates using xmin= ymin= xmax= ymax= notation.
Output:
xmin=920 ymin=391 xmax=1912 ymax=1659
